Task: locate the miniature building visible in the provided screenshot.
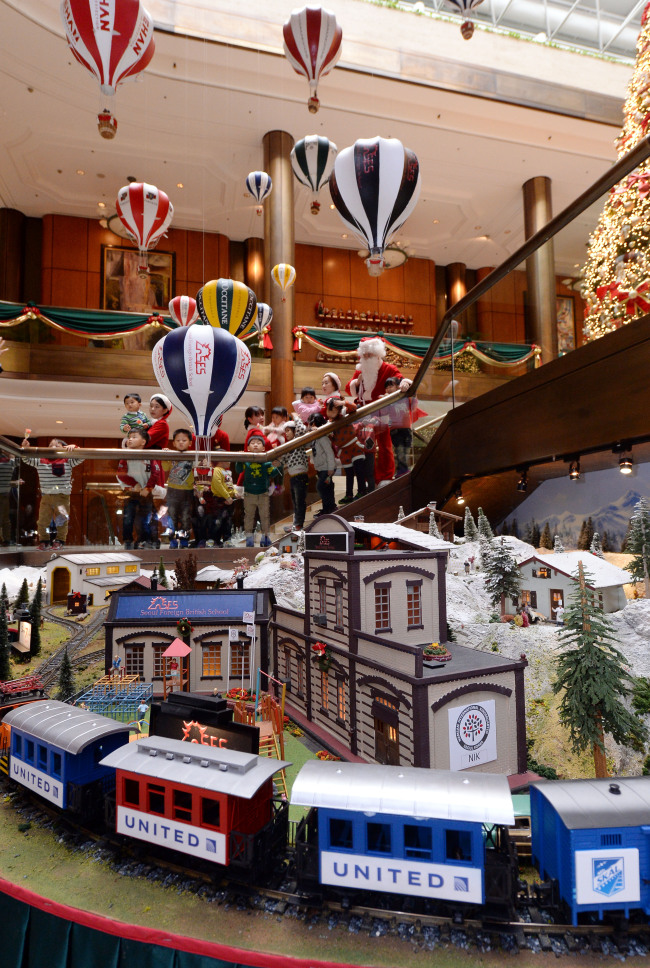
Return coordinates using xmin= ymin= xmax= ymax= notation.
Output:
xmin=506 ymin=551 xmax=631 ymax=618
xmin=104 ymin=588 xmax=275 ymax=697
xmin=44 ymin=552 xmax=142 ymax=605
xmin=271 ymin=515 xmax=527 ymax=776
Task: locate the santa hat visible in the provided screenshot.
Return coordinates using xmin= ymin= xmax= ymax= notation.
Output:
xmin=358 ymin=337 xmax=386 ymax=358
xmin=322 ymin=371 xmax=341 ymax=390
xmin=150 ymin=393 xmax=173 ymax=415
xmin=246 ymin=429 xmax=266 ymax=445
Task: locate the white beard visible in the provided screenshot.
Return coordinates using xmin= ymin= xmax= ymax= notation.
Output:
xmin=358 ymin=355 xmax=382 ymax=400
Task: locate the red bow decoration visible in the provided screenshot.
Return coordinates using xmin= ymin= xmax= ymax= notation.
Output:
xmin=23 ymin=306 xmax=41 ymax=317
xmin=627 ymin=172 xmax=650 ymax=199
xmin=311 ymin=641 xmax=327 ymax=656
xmin=613 ymin=281 xmax=650 ymax=316
xmin=292 ymin=326 xmax=305 ymax=352
xmin=596 ymin=282 xmax=619 ymax=302
xmin=261 ymin=324 xmax=273 ymax=351
xmin=147 ymin=313 xmax=161 ymax=325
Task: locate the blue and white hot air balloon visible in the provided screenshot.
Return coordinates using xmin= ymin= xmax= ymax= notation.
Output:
xmin=291 ymin=135 xmax=338 ymax=214
xmin=152 ymin=325 xmax=251 ymax=447
xmin=246 ymin=170 xmax=273 ymax=215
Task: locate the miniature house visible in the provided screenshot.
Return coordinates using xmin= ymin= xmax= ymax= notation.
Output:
xmin=44 ymin=552 xmax=142 ymax=605
xmin=271 ymin=515 xmax=528 ymax=777
xmin=506 ymin=551 xmax=631 ymax=618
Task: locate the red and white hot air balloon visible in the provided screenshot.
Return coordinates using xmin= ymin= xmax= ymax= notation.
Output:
xmin=116 ymin=182 xmax=173 ymax=275
xmin=60 ymin=0 xmax=155 ymax=138
xmin=282 ymin=6 xmax=342 ymax=113
xmin=168 ymin=295 xmax=198 ymax=327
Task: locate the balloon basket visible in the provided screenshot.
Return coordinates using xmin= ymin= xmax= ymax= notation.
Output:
xmin=460 ymin=19 xmax=475 ymax=39
xmin=308 ymin=95 xmax=320 ymax=113
xmin=137 ymin=264 xmax=149 ymax=278
xmin=256 ymin=206 xmax=263 ymax=216
xmin=97 ymin=111 xmax=117 ymax=139
xmin=310 ymin=201 xmax=321 ymax=215
xmin=365 ymin=256 xmax=385 ymax=277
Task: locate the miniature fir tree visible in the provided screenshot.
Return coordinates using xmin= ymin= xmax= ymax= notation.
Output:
xmin=582 ymin=6 xmax=650 ymax=341
xmin=15 ymin=578 xmax=29 ymax=610
xmin=174 ymin=553 xmax=198 ymax=591
xmin=477 ymin=507 xmax=494 ymax=541
xmin=57 ymin=646 xmax=75 ymax=700
xmin=463 ymin=506 xmax=478 ymax=541
xmin=552 ymin=562 xmax=644 ymax=777
xmin=602 ymin=530 xmax=615 ymax=553
xmin=524 ymin=520 xmax=541 ymax=548
xmin=553 ymin=534 xmax=565 ymax=553
xmin=157 ymin=556 xmax=170 ymax=589
xmin=29 ymin=578 xmax=42 ymax=658
xmin=540 ymin=523 xmax=553 ymax=549
xmin=627 ymin=497 xmax=650 ymax=597
xmin=577 ymin=517 xmax=595 ymax=551
xmin=510 ymin=518 xmax=520 ymax=539
xmin=483 ymin=538 xmax=521 ymax=616
xmin=428 ymin=510 xmax=442 ymax=539
xmin=397 ymin=506 xmax=405 ymax=521
xmin=0 ymin=584 xmax=10 ymax=682
xmin=590 ymin=532 xmax=604 ymax=558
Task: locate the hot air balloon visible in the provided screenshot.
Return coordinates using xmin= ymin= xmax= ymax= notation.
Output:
xmin=60 ymin=0 xmax=155 ymax=138
xmin=329 ymin=137 xmax=421 ymax=277
xmin=255 ymin=302 xmax=274 ymax=350
xmin=168 ymin=295 xmax=198 ymax=327
xmin=443 ymin=0 xmax=484 ymax=38
xmin=272 ymin=264 xmax=296 ymax=302
xmin=291 ymin=135 xmax=338 ymax=214
xmin=196 ymin=279 xmax=257 ymax=339
xmin=245 ymin=171 xmax=272 ymax=215
xmin=116 ymin=182 xmax=173 ymax=276
xmin=282 ymin=6 xmax=342 ymax=113
xmin=152 ymin=325 xmax=251 ymax=447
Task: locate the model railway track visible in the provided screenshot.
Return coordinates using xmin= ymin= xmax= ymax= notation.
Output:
xmin=2 ymin=780 xmax=648 ymax=959
xmin=36 ymin=607 xmax=107 ymax=689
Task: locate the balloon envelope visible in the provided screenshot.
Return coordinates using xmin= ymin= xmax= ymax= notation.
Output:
xmin=196 ymin=279 xmax=257 ymax=339
xmin=291 ymin=136 xmax=337 ymax=211
xmin=168 ymin=295 xmax=198 ymax=327
xmin=152 ymin=326 xmax=251 ymax=438
xmin=245 ymin=171 xmax=272 ymax=204
xmin=255 ymin=302 xmax=273 ymax=334
xmin=271 ymin=264 xmax=296 ymax=293
xmin=116 ymin=182 xmax=173 ymax=256
xmin=329 ymin=137 xmax=420 ymax=275
xmin=282 ymin=5 xmax=342 ymax=110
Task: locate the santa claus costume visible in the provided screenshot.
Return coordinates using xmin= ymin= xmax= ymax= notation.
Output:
xmin=346 ymin=337 xmax=411 ymax=484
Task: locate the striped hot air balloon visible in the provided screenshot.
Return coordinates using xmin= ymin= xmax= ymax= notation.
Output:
xmin=255 ymin=302 xmax=273 ymax=349
xmin=291 ymin=135 xmax=338 ymax=214
xmin=60 ymin=0 xmax=155 ymax=138
xmin=282 ymin=6 xmax=342 ymax=113
xmin=115 ymin=182 xmax=173 ymax=275
xmin=245 ymin=171 xmax=272 ymax=215
xmin=443 ymin=0 xmax=484 ymax=37
xmin=329 ymin=137 xmax=420 ymax=277
xmin=196 ymin=278 xmax=257 ymax=339
xmin=271 ymin=264 xmax=296 ymax=302
xmin=168 ymin=295 xmax=198 ymax=327
xmin=152 ymin=326 xmax=251 ymax=445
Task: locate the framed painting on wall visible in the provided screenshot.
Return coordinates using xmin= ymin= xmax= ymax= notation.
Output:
xmin=100 ymin=245 xmax=175 ymax=313
xmin=556 ymin=295 xmax=575 ymax=355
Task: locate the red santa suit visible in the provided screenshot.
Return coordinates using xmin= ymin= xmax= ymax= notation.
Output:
xmin=346 ymin=342 xmax=405 ymax=484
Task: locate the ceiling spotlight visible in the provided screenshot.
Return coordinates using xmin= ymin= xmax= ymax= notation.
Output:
xmin=456 ymin=486 xmax=465 ymax=505
xmin=176 ymin=182 xmax=184 ymax=189
xmin=516 ymin=469 xmax=528 ymax=493
xmin=97 ymin=201 xmax=106 ymax=208
xmin=569 ymin=460 xmax=581 ymax=481
xmin=619 ymin=454 xmax=633 ymax=475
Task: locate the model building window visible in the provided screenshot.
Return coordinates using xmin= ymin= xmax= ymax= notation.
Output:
xmin=445 ymin=828 xmax=472 ymax=862
xmin=106 ymin=565 xmax=120 ymax=575
xmin=152 ymin=644 xmax=165 ymax=678
xmin=231 ymin=642 xmax=250 ymax=678
xmin=123 ymin=778 xmax=140 ymax=807
xmin=173 ymin=789 xmax=193 ymax=822
xmin=404 ymin=824 xmax=432 ymax=860
xmin=329 ymin=817 xmax=353 ymax=850
xmin=318 ymin=579 xmax=327 ymax=616
xmin=147 ymin=783 xmax=166 ymax=815
xmin=406 ymin=580 xmax=423 ymax=628
xmin=202 ymin=643 xmax=222 ymax=677
xmin=335 ymin=584 xmax=344 ymax=627
xmin=337 ymin=678 xmax=346 ymax=723
xmin=321 ymin=670 xmax=329 ymax=710
xmin=201 ymin=797 xmax=221 ymax=829
xmin=124 ymin=644 xmax=144 ymax=678
xmin=521 ymin=590 xmax=537 ymax=609
xmin=283 ymin=647 xmax=292 ymax=682
xmin=374 ymin=583 xmax=391 ymax=631
xmin=85 ymin=567 xmax=100 ymax=576
xmin=125 ymin=564 xmax=138 ymax=573
xmin=296 ymin=654 xmax=305 ymax=695
xmin=367 ymin=822 xmax=392 ymax=854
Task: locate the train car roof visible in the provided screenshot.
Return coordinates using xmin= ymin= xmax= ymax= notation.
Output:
xmin=531 ymin=777 xmax=650 ymax=829
xmin=291 ymin=762 xmax=515 ymax=824
xmin=3 ymin=700 xmax=130 ymax=753
xmin=100 ymin=736 xmax=290 ymax=799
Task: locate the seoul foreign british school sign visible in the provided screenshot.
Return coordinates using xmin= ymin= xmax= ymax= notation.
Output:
xmin=575 ymin=849 xmax=640 ymax=905
xmin=113 ymin=592 xmax=256 ymax=622
xmin=448 ymin=700 xmax=497 ymax=771
xmin=116 ymin=807 xmax=226 ymax=865
xmin=11 ymin=759 xmax=63 ymax=806
xmin=320 ymin=852 xmax=483 ymax=904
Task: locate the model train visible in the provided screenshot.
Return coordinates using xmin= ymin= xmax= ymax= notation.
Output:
xmin=4 ymin=699 xmax=650 ymax=926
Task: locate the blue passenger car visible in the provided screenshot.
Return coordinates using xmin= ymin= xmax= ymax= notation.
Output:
xmin=292 ymin=761 xmax=516 ymax=911
xmin=5 ymin=699 xmax=130 ymax=813
xmin=531 ymin=777 xmax=650 ymax=924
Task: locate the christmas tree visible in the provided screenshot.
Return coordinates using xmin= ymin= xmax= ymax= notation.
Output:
xmin=540 ymin=523 xmax=553 ymax=549
xmin=57 ymin=646 xmax=75 ymax=700
xmin=553 ymin=534 xmax=565 ymax=553
xmin=463 ymin=506 xmax=478 ymax=541
xmin=552 ymin=562 xmax=644 ymax=777
xmin=29 ymin=578 xmax=42 ymax=658
xmin=477 ymin=507 xmax=494 ymax=541
xmin=0 ymin=584 xmax=10 ymax=682
xmin=627 ymin=497 xmax=650 ymax=597
xmin=483 ymin=538 xmax=521 ymax=616
xmin=590 ymin=532 xmax=604 ymax=558
xmin=582 ymin=5 xmax=650 ymax=340
xmin=428 ymin=511 xmax=442 ymax=540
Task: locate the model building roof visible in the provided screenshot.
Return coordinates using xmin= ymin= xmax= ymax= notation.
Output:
xmin=83 ymin=575 xmax=143 ymax=588
xmin=532 ymin=777 xmax=650 ymax=829
xmin=353 ymin=521 xmax=455 ymax=551
xmin=517 ymin=552 xmax=631 ymax=588
xmin=4 ymin=700 xmax=130 ymax=752
xmin=48 ymin=552 xmax=141 ymax=565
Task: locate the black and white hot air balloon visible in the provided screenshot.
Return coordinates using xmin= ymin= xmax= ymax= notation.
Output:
xmin=329 ymin=136 xmax=421 ymax=276
xmin=291 ymin=135 xmax=338 ymax=214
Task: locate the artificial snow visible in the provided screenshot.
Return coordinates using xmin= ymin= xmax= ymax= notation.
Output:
xmin=0 ymin=566 xmax=46 ymax=601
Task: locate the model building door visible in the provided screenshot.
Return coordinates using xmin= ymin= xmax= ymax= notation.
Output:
xmin=374 ymin=718 xmax=400 ymax=765
xmin=550 ymin=589 xmax=564 ymax=611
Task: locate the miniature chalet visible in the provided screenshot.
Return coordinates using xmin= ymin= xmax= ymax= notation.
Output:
xmin=506 ymin=551 xmax=631 ymax=618
xmin=45 ymin=552 xmax=142 ymax=605
xmin=271 ymin=515 xmax=527 ymax=776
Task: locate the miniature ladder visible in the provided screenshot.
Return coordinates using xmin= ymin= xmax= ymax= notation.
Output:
xmin=258 ymin=722 xmax=288 ymax=799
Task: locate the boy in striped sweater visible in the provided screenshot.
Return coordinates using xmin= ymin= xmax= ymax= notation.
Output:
xmin=275 ymin=415 xmax=310 ymax=530
xmin=21 ymin=436 xmax=84 ymax=549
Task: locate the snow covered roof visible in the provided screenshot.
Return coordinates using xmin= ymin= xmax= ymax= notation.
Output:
xmin=83 ymin=575 xmax=142 ymax=588
xmin=517 ymin=551 xmax=632 ymax=588
xmin=48 ymin=552 xmax=141 ymax=566
xmin=352 ymin=521 xmax=454 ymax=552
xmin=196 ymin=565 xmax=235 ymax=582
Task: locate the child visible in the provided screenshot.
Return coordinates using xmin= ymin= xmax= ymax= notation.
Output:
xmin=147 ymin=394 xmax=173 ymax=449
xmin=292 ymin=387 xmax=322 ymax=425
xmin=308 ymin=413 xmax=337 ymax=516
xmin=209 ymin=459 xmax=236 ymax=546
xmin=244 ymin=406 xmax=270 ymax=451
xmin=381 ymin=377 xmax=426 ymax=476
xmin=162 ymin=428 xmax=195 ymax=548
xmin=20 ymin=436 xmax=84 ymax=549
xmin=275 ymin=416 xmax=310 ymax=530
xmin=120 ymin=393 xmax=152 ymax=437
xmin=235 ymin=431 xmax=281 ymax=547
xmin=117 ymin=428 xmax=166 ymax=549
xmin=326 ymin=397 xmax=367 ymax=504
xmin=264 ymin=406 xmax=288 ymax=447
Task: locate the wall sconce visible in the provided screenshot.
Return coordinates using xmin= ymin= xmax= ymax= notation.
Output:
xmin=619 ymin=454 xmax=633 ymax=475
xmin=456 ymin=486 xmax=465 ymax=505
xmin=569 ymin=460 xmax=581 ymax=481
xmin=516 ymin=469 xmax=528 ymax=492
